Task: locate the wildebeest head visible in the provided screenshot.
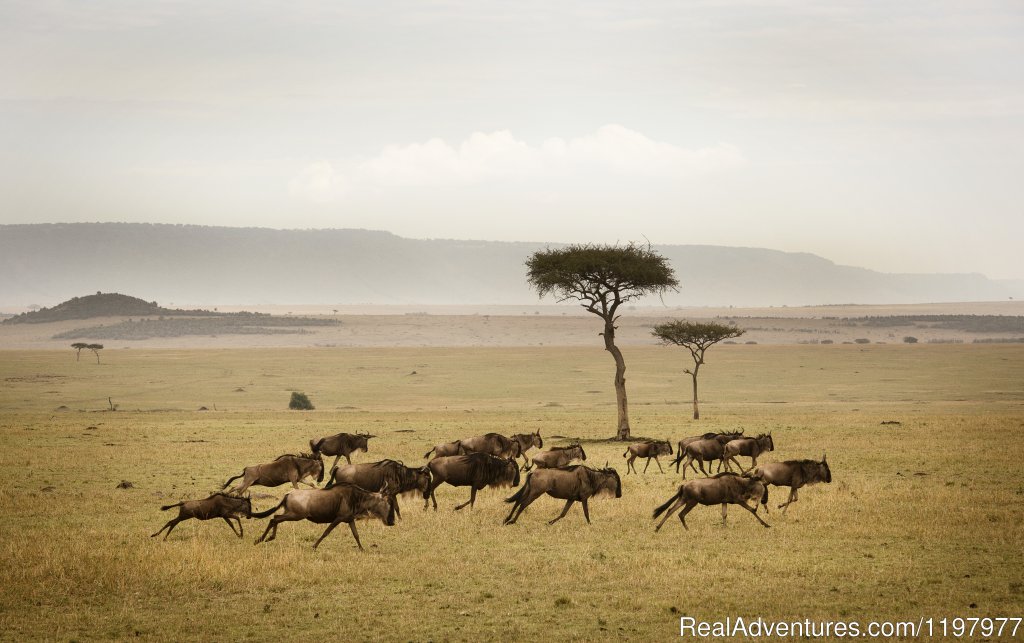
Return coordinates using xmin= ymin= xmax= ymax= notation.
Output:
xmin=657 ymin=440 xmax=673 ymax=456
xmin=763 ymin=432 xmax=775 ymax=452
xmin=501 ymin=458 xmax=521 ymax=487
xmin=414 ymin=466 xmax=432 ymax=499
xmin=596 ymin=463 xmax=621 ymax=498
xmin=820 ymin=454 xmax=831 ymax=483
xmin=219 ymin=492 xmax=253 ymax=518
xmin=577 ymin=443 xmax=588 ymax=461
xmin=532 ymin=430 xmax=543 ymax=449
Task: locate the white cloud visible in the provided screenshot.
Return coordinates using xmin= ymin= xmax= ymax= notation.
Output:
xmin=288 ymin=125 xmax=745 ymax=202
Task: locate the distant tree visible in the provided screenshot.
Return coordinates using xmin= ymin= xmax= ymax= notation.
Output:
xmin=86 ymin=343 xmax=104 ymax=363
xmin=526 ymin=243 xmax=678 ymax=440
xmin=289 ymin=391 xmax=315 ymax=410
xmin=71 ymin=342 xmax=88 ymax=361
xmin=652 ymin=320 xmax=745 ymax=420
xmin=903 ymin=336 xmax=918 ymax=344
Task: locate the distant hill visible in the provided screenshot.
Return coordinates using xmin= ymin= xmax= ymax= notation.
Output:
xmin=1 ymin=223 xmax=1021 ymax=308
xmin=2 ymin=292 xmax=195 ymax=323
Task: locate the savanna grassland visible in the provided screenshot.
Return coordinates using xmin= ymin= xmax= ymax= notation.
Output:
xmin=1 ymin=340 xmax=1023 ymax=641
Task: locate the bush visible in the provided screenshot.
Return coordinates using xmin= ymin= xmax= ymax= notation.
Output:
xmin=288 ymin=391 xmax=314 ymax=410
xmin=903 ymin=336 xmax=918 ymax=344
xmin=854 ymin=338 xmax=871 ymax=344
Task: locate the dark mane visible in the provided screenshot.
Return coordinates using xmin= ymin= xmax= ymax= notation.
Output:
xmin=372 ymin=459 xmax=405 ymax=468
xmin=207 ymin=491 xmax=249 ymax=500
xmin=710 ymin=471 xmax=741 ymax=479
xmin=549 ymin=444 xmax=581 ymax=451
xmin=274 ymin=452 xmax=317 ymax=461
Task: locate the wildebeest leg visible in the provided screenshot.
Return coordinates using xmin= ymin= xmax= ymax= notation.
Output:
xmin=235 ymin=517 xmax=245 ymax=537
xmin=223 ymin=517 xmax=242 ymax=538
xmin=393 ymin=500 xmax=403 ymax=520
xmin=677 ymin=500 xmax=699 ymax=530
xmin=779 ymin=487 xmax=798 ymax=513
xmin=738 ymin=501 xmax=771 ymax=528
xmin=255 ymin=518 xmax=279 ymax=544
xmin=721 ymin=503 xmax=728 ymax=525
xmin=581 ymin=498 xmax=591 ymax=524
xmin=548 ymin=499 xmax=575 ymax=525
xmin=348 ymin=521 xmax=363 ymax=550
xmin=312 ymin=519 xmax=344 ymax=550
xmin=331 ymin=454 xmax=342 ymax=471
xmin=696 ymin=458 xmax=708 ymax=477
xmin=152 ymin=517 xmax=184 ymax=540
xmin=344 ymin=453 xmax=353 ymax=466
xmin=654 ymin=497 xmax=687 ymax=532
xmin=454 ymin=486 xmax=478 ymax=511
xmin=654 ymin=456 xmax=664 ymax=474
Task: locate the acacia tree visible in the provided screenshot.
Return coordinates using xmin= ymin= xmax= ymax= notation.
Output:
xmin=86 ymin=343 xmax=104 ymax=364
xmin=71 ymin=342 xmax=88 ymax=361
xmin=652 ymin=320 xmax=744 ymax=420
xmin=526 ymin=243 xmax=678 ymax=440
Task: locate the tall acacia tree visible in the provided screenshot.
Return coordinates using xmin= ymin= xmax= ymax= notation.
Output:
xmin=651 ymin=320 xmax=744 ymax=420
xmin=526 ymin=243 xmax=678 ymax=440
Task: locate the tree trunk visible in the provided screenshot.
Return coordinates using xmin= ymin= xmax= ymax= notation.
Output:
xmin=603 ymin=318 xmax=630 ymax=440
xmin=690 ymin=367 xmax=700 ymax=420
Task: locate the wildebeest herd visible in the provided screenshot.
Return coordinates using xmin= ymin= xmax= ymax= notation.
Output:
xmin=152 ymin=427 xmax=831 ymax=549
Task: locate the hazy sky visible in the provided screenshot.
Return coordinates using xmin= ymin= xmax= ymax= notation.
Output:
xmin=3 ymin=1 xmax=1023 ymax=279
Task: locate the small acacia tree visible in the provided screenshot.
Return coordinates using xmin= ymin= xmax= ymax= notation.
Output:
xmin=527 ymin=243 xmax=678 ymax=440
xmin=652 ymin=320 xmax=744 ymax=420
xmin=71 ymin=342 xmax=88 ymax=361
xmin=289 ymin=391 xmax=315 ymax=410
xmin=86 ymin=343 xmax=104 ymax=364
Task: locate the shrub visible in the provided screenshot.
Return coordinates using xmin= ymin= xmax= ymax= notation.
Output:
xmin=289 ymin=391 xmax=314 ymax=410
xmin=903 ymin=336 xmax=918 ymax=344
xmin=854 ymin=338 xmax=871 ymax=344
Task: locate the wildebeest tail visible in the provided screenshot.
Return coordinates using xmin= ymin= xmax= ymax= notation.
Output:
xmin=505 ymin=475 xmax=531 ymax=503
xmin=310 ymin=438 xmax=325 ymax=453
xmin=251 ymin=497 xmax=287 ymax=519
xmin=652 ymin=488 xmax=683 ymax=519
xmin=423 ymin=446 xmax=435 ymax=459
xmin=221 ymin=471 xmax=244 ymax=490
xmin=622 ymin=448 xmax=629 ymax=458
xmin=761 ymin=484 xmax=769 ymax=506
xmin=160 ymin=502 xmax=184 ymax=511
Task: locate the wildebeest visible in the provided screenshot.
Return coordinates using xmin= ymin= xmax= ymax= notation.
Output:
xmin=423 ymin=440 xmax=465 ymax=459
xmin=530 ymin=443 xmax=587 ymax=470
xmin=753 ymin=455 xmax=831 ymax=514
xmin=503 ymin=464 xmax=621 ymax=525
xmin=310 ymin=431 xmax=374 ymax=470
xmin=424 ymin=452 xmax=521 ymax=511
xmin=459 ymin=433 xmax=524 ymax=460
xmin=252 ymin=483 xmax=396 ymax=550
xmin=326 ymin=459 xmax=431 ymax=518
xmin=222 ymin=452 xmax=324 ymax=494
xmin=722 ymin=433 xmax=775 ymax=473
xmin=652 ymin=472 xmax=770 ymax=531
xmin=675 ymin=438 xmax=728 ymax=479
xmin=509 ymin=430 xmax=544 ymax=469
xmin=151 ymin=492 xmax=252 ymax=541
xmin=672 ymin=431 xmax=744 ymax=473
xmin=623 ymin=440 xmax=673 ymax=474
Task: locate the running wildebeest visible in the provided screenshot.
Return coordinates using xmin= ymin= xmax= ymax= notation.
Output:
xmin=722 ymin=433 xmax=775 ymax=473
xmin=753 ymin=455 xmax=831 ymax=514
xmin=310 ymin=431 xmax=374 ymax=470
xmin=424 ymin=452 xmax=521 ymax=511
xmin=623 ymin=440 xmax=673 ymax=474
xmin=503 ymin=463 xmax=621 ymax=525
xmin=326 ymin=459 xmax=431 ymax=518
xmin=151 ymin=492 xmax=252 ymax=541
xmin=423 ymin=440 xmax=465 ymax=459
xmin=509 ymin=430 xmax=544 ymax=469
xmin=459 ymin=433 xmax=524 ymax=461
xmin=652 ymin=472 xmax=770 ymax=531
xmin=252 ymin=482 xmax=396 ymax=550
xmin=671 ymin=430 xmax=744 ymax=473
xmin=675 ymin=438 xmax=728 ymax=479
xmin=530 ymin=443 xmax=587 ymax=470
xmin=222 ymin=452 xmax=324 ymax=494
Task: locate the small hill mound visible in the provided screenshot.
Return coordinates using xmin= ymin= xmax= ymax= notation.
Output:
xmin=3 ymin=292 xmax=197 ymax=324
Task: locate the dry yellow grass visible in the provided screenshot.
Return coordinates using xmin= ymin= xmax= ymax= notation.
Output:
xmin=1 ymin=343 xmax=1022 ymax=640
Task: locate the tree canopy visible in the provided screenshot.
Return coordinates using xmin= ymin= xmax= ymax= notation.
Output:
xmin=526 ymin=243 xmax=679 ymax=316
